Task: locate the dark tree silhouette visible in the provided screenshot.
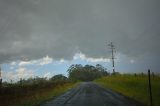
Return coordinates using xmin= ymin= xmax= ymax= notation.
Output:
xmin=50 ymin=74 xmax=67 ymax=82
xmin=67 ymin=64 xmax=109 ymax=81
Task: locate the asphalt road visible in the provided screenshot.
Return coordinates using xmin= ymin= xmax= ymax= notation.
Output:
xmin=41 ymin=82 xmax=145 ymax=106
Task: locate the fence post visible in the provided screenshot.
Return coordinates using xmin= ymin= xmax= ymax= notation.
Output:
xmin=0 ymin=78 xmax=2 ymax=88
xmin=0 ymin=66 xmax=2 ymax=88
xmin=148 ymin=69 xmax=153 ymax=106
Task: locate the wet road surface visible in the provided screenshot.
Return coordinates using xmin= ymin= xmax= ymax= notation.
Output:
xmin=41 ymin=82 xmax=145 ymax=106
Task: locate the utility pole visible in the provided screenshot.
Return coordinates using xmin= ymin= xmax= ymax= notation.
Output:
xmin=108 ymin=42 xmax=116 ymax=74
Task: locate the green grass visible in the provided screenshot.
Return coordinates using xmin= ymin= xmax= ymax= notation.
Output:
xmin=95 ymin=74 xmax=160 ymax=106
xmin=0 ymin=82 xmax=77 ymax=106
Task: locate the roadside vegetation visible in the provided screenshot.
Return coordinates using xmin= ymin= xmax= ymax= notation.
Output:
xmin=1 ymin=64 xmax=160 ymax=106
xmin=95 ymin=73 xmax=160 ymax=106
xmin=0 ymin=74 xmax=77 ymax=106
xmin=0 ymin=64 xmax=108 ymax=106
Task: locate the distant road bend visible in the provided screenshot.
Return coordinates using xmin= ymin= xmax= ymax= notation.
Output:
xmin=41 ymin=82 xmax=145 ymax=106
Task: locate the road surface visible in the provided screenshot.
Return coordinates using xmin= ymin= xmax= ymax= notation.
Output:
xmin=41 ymin=82 xmax=145 ymax=106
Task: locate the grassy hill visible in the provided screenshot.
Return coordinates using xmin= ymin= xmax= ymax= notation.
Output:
xmin=95 ymin=74 xmax=160 ymax=106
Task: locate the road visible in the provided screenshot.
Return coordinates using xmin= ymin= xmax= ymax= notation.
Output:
xmin=41 ymin=82 xmax=145 ymax=106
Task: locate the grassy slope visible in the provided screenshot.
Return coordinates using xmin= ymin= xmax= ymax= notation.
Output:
xmin=0 ymin=82 xmax=77 ymax=106
xmin=95 ymin=75 xmax=160 ymax=106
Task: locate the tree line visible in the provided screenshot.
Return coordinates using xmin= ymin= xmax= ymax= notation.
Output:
xmin=1 ymin=64 xmax=108 ymax=87
xmin=67 ymin=64 xmax=109 ymax=81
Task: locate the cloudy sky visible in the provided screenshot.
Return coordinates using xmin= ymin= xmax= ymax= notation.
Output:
xmin=0 ymin=0 xmax=160 ymax=82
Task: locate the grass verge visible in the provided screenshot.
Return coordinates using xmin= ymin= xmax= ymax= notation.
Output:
xmin=0 ymin=82 xmax=77 ymax=106
xmin=94 ymin=74 xmax=160 ymax=106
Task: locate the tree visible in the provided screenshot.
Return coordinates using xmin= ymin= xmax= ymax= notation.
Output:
xmin=67 ymin=64 xmax=108 ymax=81
xmin=67 ymin=64 xmax=83 ymax=81
xmin=95 ymin=64 xmax=109 ymax=76
xmin=50 ymin=74 xmax=67 ymax=82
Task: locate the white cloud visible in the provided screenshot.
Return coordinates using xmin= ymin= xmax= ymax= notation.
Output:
xmin=17 ymin=55 xmax=53 ymax=66
xmin=60 ymin=59 xmax=65 ymax=63
xmin=56 ymin=59 xmax=67 ymax=64
xmin=43 ymin=72 xmax=51 ymax=79
xmin=39 ymin=55 xmax=53 ymax=65
xmin=18 ymin=59 xmax=39 ymax=66
xmin=74 ymin=53 xmax=110 ymax=63
xmin=19 ymin=61 xmax=32 ymax=66
xmin=86 ymin=57 xmax=110 ymax=63
xmin=10 ymin=62 xmax=16 ymax=65
xmin=15 ymin=67 xmax=33 ymax=78
xmin=2 ymin=71 xmax=14 ymax=81
xmin=2 ymin=67 xmax=34 ymax=82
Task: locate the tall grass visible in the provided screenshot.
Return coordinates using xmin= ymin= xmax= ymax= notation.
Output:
xmin=95 ymin=74 xmax=160 ymax=106
xmin=0 ymin=81 xmax=77 ymax=106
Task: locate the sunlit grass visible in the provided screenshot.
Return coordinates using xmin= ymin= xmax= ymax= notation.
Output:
xmin=95 ymin=74 xmax=160 ymax=106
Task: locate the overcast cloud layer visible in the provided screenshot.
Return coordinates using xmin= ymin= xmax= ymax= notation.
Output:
xmin=0 ymin=0 xmax=160 ymax=67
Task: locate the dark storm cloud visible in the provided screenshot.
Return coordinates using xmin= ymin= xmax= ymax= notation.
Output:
xmin=0 ymin=0 xmax=160 ymax=64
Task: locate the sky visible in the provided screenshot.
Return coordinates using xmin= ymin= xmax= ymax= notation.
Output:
xmin=0 ymin=0 xmax=160 ymax=82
